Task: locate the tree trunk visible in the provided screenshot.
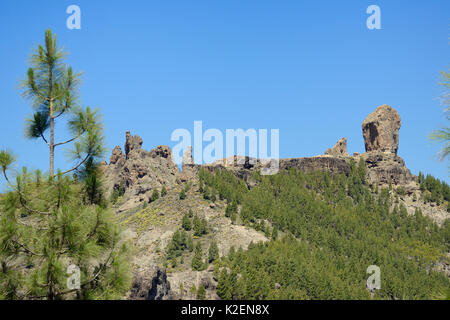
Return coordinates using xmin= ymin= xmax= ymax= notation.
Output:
xmin=48 ymin=61 xmax=54 ymax=177
xmin=49 ymin=107 xmax=54 ymax=177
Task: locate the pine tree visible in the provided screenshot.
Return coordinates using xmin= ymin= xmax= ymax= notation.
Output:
xmin=216 ymin=269 xmax=232 ymax=300
xmin=182 ymin=212 xmax=192 ymax=231
xmin=21 ymin=29 xmax=103 ymax=177
xmin=196 ymin=285 xmax=206 ymax=300
xmin=0 ymin=158 xmax=131 ymax=299
xmin=0 ymin=30 xmax=130 ymax=300
xmin=76 ymin=156 xmax=105 ymax=206
xmin=190 ymin=284 xmax=197 ymax=297
xmin=208 ymin=240 xmax=219 ymax=263
xmin=151 ymin=189 xmax=159 ymax=202
xmin=193 ymin=215 xmax=208 ymax=236
xmin=161 ymin=186 xmax=167 ymax=197
xmin=187 ymin=234 xmax=194 ymax=252
xmin=191 ymin=243 xmax=205 ymax=271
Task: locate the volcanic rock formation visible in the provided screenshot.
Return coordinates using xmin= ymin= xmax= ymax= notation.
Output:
xmin=104 ymin=104 xmax=416 ymax=208
xmin=324 ymin=137 xmax=349 ymax=157
xmin=104 ymin=132 xmax=179 ymax=209
xmin=362 ymin=104 xmax=401 ymax=154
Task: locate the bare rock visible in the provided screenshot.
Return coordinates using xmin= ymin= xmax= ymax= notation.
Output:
xmin=125 ymin=131 xmax=143 ymax=159
xmin=182 ymin=146 xmax=194 ymax=168
xmin=362 ymin=104 xmax=401 ymax=154
xmin=129 ymin=267 xmax=173 ymax=300
xmin=279 ymin=157 xmax=351 ymax=176
xmin=200 ymin=273 xmax=216 ymax=290
xmin=325 ymin=137 xmax=349 ymax=157
xmin=147 ymin=267 xmax=172 ymax=300
xmin=104 ymin=132 xmax=179 ymax=202
xmin=149 ymin=145 xmax=172 ymax=159
xmin=110 ymin=146 xmax=125 ymax=166
xmin=362 ymin=151 xmax=414 ymax=186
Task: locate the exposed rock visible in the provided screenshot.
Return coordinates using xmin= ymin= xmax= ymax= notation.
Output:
xmin=324 ymin=137 xmax=349 ymax=157
xmin=180 ymin=146 xmax=198 ymax=182
xmin=182 ymin=146 xmax=194 ymax=168
xmin=128 ymin=273 xmax=151 ymax=300
xmin=362 ymin=104 xmax=401 ymax=154
xmin=104 ymin=132 xmax=179 ymax=205
xmin=148 ymin=267 xmax=172 ymax=300
xmin=125 ymin=131 xmax=143 ymax=159
xmin=110 ymin=146 xmax=125 ymax=166
xmin=149 ymin=145 xmax=172 ymax=159
xmin=279 ymin=157 xmax=351 ymax=176
xmin=200 ymin=273 xmax=216 ymax=290
xmin=361 ymin=151 xmax=414 ymax=186
xmin=129 ymin=267 xmax=173 ymax=300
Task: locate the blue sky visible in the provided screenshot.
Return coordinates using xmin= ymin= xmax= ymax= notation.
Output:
xmin=0 ymin=0 xmax=449 ymax=182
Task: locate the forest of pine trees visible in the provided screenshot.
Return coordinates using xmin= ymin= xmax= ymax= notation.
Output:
xmin=199 ymin=161 xmax=450 ymax=300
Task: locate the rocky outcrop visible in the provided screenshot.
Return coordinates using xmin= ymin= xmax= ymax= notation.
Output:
xmin=279 ymin=157 xmax=351 ymax=175
xmin=356 ymin=151 xmax=414 ymax=186
xmin=358 ymin=105 xmax=414 ymax=186
xmin=362 ymin=104 xmax=401 ymax=154
xmin=182 ymin=146 xmax=193 ymax=169
xmin=179 ymin=146 xmax=197 ymax=182
xmin=148 ymin=268 xmax=172 ymax=300
xmin=125 ymin=131 xmax=143 ymax=159
xmin=129 ymin=267 xmax=173 ymax=300
xmin=104 ymin=132 xmax=179 ymax=207
xmin=149 ymin=145 xmax=172 ymax=159
xmin=109 ymin=146 xmax=125 ymax=166
xmin=105 ymin=105 xmax=413 ymax=206
xmin=325 ymin=137 xmax=349 ymax=157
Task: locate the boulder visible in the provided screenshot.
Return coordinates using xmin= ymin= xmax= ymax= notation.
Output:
xmin=362 ymin=104 xmax=401 ymax=154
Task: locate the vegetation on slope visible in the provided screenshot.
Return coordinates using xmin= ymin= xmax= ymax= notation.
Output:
xmin=199 ymin=160 xmax=450 ymax=299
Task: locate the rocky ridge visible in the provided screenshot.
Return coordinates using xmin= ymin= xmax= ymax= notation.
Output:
xmin=103 ymin=105 xmax=448 ymax=299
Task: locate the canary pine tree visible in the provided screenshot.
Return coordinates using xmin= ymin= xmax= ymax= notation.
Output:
xmin=22 ymin=29 xmax=103 ymax=177
xmin=0 ymin=160 xmax=132 ymax=299
xmin=0 ymin=29 xmax=131 ymax=300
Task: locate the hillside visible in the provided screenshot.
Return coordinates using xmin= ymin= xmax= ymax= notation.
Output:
xmin=101 ymin=105 xmax=449 ymax=299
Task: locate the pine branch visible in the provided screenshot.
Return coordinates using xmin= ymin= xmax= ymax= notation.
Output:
xmin=60 ymin=152 xmax=91 ymax=175
xmin=1 ymin=169 xmax=50 ymax=216
xmin=54 ymin=130 xmax=84 ymax=147
xmin=40 ymin=133 xmax=49 ymax=145
xmin=11 ymin=239 xmax=43 ymax=257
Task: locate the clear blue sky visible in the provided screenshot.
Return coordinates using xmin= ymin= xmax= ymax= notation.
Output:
xmin=0 ymin=0 xmax=449 ymax=182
